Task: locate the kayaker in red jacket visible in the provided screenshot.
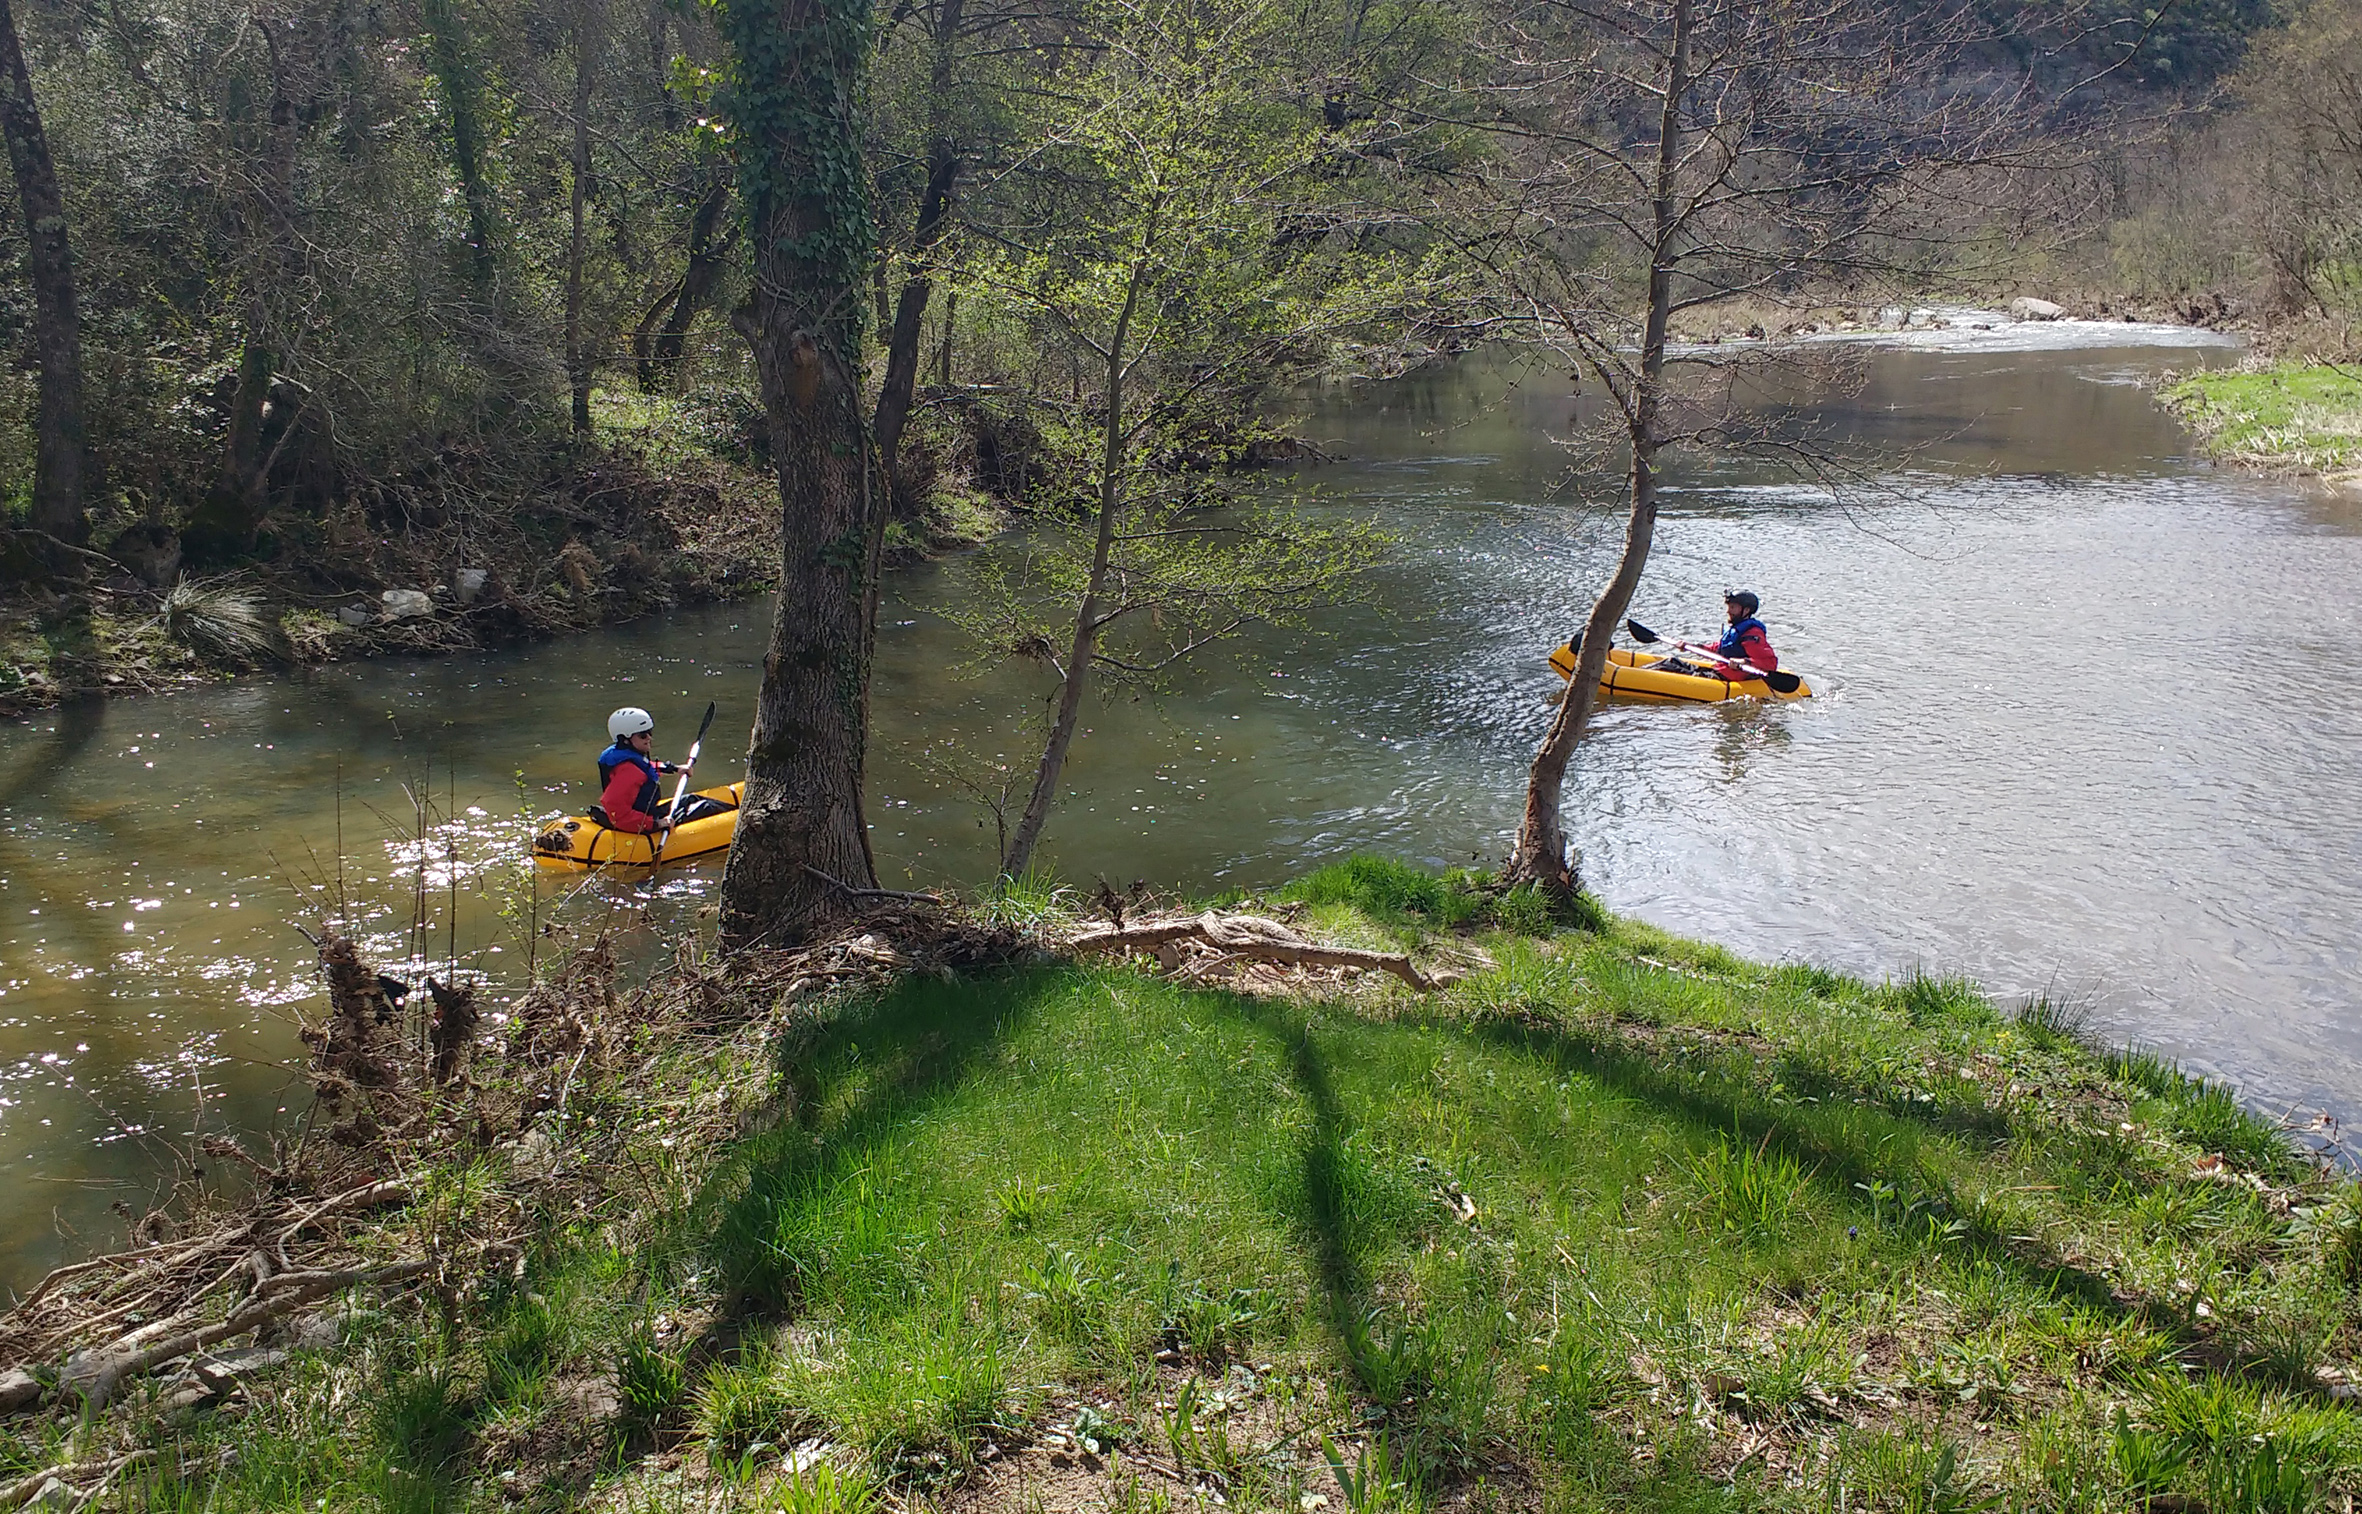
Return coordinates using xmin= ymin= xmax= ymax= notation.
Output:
xmin=1666 ymin=591 xmax=1777 ymax=680
xmin=596 ymin=706 xmax=683 ymax=835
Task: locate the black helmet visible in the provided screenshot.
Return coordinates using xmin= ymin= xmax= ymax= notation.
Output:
xmin=1724 ymin=589 xmax=1760 ymax=615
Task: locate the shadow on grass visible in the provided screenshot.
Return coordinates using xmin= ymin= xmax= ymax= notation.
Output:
xmin=698 ymin=965 xmax=1056 ymax=1317
xmin=1209 ymin=992 xmax=1441 ymax=1417
xmin=1463 ymin=1012 xmax=2175 ymax=1319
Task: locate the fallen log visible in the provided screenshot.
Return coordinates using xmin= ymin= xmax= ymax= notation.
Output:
xmin=1067 ymin=911 xmax=1437 ymax=991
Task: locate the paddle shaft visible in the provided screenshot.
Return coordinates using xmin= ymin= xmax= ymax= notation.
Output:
xmin=650 ymin=702 xmax=717 ymax=865
xmin=1621 ymin=617 xmax=1799 ymax=692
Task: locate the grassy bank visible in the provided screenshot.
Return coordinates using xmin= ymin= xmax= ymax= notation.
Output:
xmin=4 ymin=862 xmax=2357 ymax=1513
xmin=2161 ymin=364 xmax=2362 ymax=484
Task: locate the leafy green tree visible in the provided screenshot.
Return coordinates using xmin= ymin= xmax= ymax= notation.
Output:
xmin=954 ymin=0 xmax=1473 ymax=877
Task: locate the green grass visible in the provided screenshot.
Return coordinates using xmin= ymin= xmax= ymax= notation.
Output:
xmin=2162 ymin=363 xmax=2362 ymax=474
xmin=54 ymin=869 xmax=2362 ymax=1513
xmin=1281 ymin=854 xmax=1605 ymax=938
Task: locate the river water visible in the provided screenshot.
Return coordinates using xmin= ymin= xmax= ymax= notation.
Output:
xmin=5 ymin=318 xmax=2357 ymax=1292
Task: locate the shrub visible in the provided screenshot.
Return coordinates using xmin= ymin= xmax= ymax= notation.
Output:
xmin=161 ymin=578 xmax=285 ymax=665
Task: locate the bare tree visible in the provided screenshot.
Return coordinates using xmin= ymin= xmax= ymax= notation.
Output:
xmin=870 ymin=0 xmax=966 ymax=500
xmin=2234 ymin=1 xmax=2362 ymax=339
xmin=186 ymin=8 xmax=311 ymax=561
xmin=1476 ymin=0 xmax=2083 ymax=894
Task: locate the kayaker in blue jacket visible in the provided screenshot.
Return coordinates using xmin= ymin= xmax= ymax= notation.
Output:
xmin=596 ymin=706 xmax=683 ymax=835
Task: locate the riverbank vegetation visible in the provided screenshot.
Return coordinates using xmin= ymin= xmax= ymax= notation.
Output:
xmin=3 ymin=860 xmax=2355 ymax=1511
xmin=2160 ymin=366 xmax=2362 ymax=483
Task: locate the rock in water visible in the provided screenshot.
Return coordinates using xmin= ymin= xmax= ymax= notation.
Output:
xmin=379 ymin=588 xmax=435 ymax=620
xmin=2008 ymin=296 xmax=2064 ymax=321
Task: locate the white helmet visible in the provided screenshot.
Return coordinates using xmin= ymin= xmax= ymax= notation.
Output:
xmin=607 ymin=706 xmax=655 ymax=740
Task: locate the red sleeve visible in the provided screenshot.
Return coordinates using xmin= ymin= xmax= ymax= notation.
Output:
xmin=1739 ymin=625 xmax=1776 ymax=674
xmin=600 ymin=766 xmax=656 ymax=832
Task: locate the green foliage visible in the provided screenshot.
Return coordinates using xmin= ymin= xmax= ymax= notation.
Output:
xmin=1887 ymin=970 xmax=1993 ymax=1027
xmin=1284 ymin=855 xmax=1594 ymax=936
xmin=748 ymin=1463 xmax=880 ymax=1514
xmin=2165 ymin=366 xmax=2362 ymax=475
xmin=617 ymin=1326 xmax=689 ymax=1436
xmin=1291 ymin=856 xmax=1487 ymax=927
xmin=1688 ymin=1132 xmax=1811 ymax=1240
xmin=2168 ymin=1081 xmax=2291 ymax=1172
xmin=693 ymin=1350 xmax=799 ymax=1456
xmin=1323 ymin=1433 xmax=1413 ymax=1514
xmin=2012 ymin=991 xmax=2092 ymax=1052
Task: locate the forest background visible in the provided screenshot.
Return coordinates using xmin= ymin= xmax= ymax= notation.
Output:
xmin=0 ymin=0 xmax=2351 ymax=608
xmin=0 ymin=0 xmax=2358 ymax=908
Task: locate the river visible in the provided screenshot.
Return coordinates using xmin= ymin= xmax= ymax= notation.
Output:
xmin=4 ymin=316 xmax=2356 ymax=1293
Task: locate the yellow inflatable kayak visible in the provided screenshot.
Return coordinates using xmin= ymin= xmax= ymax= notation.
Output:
xmin=1549 ymin=644 xmax=1811 ymax=703
xmin=533 ymin=782 xmax=745 ymax=869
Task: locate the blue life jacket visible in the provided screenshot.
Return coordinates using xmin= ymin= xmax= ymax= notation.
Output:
xmin=1715 ymin=616 xmax=1767 ymax=659
xmin=596 ymin=741 xmax=664 ymax=818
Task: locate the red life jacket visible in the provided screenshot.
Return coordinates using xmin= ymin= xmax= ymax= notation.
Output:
xmin=596 ymin=742 xmax=664 ymax=833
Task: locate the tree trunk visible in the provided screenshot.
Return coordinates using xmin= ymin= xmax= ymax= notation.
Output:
xmin=872 ymin=0 xmax=963 ymax=511
xmin=630 ymin=278 xmax=681 ymax=391
xmin=1507 ymin=0 xmax=1690 ymax=895
xmin=565 ymin=0 xmax=598 ymax=433
xmin=186 ymin=22 xmax=301 ymax=561
xmin=1000 ymin=252 xmax=1147 ymax=877
xmin=647 ymin=177 xmax=732 ymax=386
xmin=422 ymin=0 xmax=495 ymax=287
xmin=937 ymin=286 xmax=954 ymax=386
xmin=0 ymin=0 xmax=88 ymax=571
xmin=714 ymin=0 xmax=880 ymax=951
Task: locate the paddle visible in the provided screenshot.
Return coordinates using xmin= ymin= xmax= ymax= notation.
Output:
xmin=1623 ymin=617 xmax=1803 ymax=694
xmin=650 ymin=701 xmax=717 ymax=867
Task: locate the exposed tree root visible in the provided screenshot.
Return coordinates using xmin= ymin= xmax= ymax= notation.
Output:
xmin=1066 ymin=910 xmax=1438 ymax=991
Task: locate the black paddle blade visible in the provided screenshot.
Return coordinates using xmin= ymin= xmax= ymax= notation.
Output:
xmin=1764 ymin=670 xmax=1802 ymax=694
xmin=692 ymin=701 xmax=718 ymax=743
xmin=1625 ymin=617 xmax=1661 ymax=644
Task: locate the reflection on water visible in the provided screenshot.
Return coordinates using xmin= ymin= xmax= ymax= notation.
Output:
xmin=8 ymin=330 xmax=2361 ymax=1294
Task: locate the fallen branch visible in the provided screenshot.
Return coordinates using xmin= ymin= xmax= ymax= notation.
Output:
xmin=53 ymin=1256 xmax=432 ymax=1410
xmin=0 ymin=1450 xmax=156 ymax=1512
xmin=1068 ymin=911 xmax=1437 ymax=991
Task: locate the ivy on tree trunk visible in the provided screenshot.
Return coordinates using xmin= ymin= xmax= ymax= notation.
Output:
xmin=713 ymin=0 xmax=882 ymax=949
